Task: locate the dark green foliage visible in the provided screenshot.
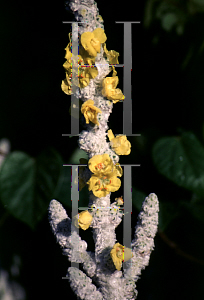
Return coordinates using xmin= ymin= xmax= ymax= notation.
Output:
xmin=152 ymin=132 xmax=204 ymax=197
xmin=0 ymin=149 xmax=63 ymax=229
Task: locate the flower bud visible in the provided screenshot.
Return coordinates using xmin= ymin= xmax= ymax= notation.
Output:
xmin=74 ymin=210 xmax=93 ymax=230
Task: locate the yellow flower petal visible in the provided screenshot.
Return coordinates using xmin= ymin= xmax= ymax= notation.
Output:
xmin=108 ymin=50 xmax=120 ymax=64
xmin=81 ymin=28 xmax=107 ymax=57
xmin=90 ymin=37 xmax=101 ymax=53
xmin=81 ymin=100 xmax=102 ymax=126
xmin=103 ymin=42 xmax=109 ymax=56
xmin=86 ymin=66 xmax=98 ymax=79
xmin=103 ymin=76 xmax=119 ymax=90
xmin=74 ymin=210 xmax=93 ymax=230
xmin=103 ymin=43 xmax=120 ymax=65
xmin=87 ymin=175 xmax=99 ymax=191
xmin=61 ymin=78 xmax=72 ymax=95
xmin=94 ymin=189 xmax=109 ymax=198
xmin=78 ymin=66 xmax=98 ymax=89
xmin=87 ymin=176 xmax=110 ymax=198
xmin=110 ymin=243 xmax=133 ymax=270
xmin=115 ymin=196 xmax=124 ymax=206
xmin=81 ymin=31 xmax=97 ymax=57
xmin=113 ymin=163 xmax=123 ymax=177
xmin=110 ymin=243 xmax=123 ymax=270
xmin=108 ymin=88 xmax=125 ymax=101
xmin=93 ymin=28 xmax=107 ymax=43
xmin=79 ymin=72 xmax=90 ymax=88
xmin=102 ymin=74 xmax=125 ymax=103
xmin=65 ymin=46 xmax=72 ymax=61
xmin=107 ymin=129 xmax=115 ymax=141
xmin=64 ymin=32 xmax=72 ymax=60
xmin=105 ymin=176 xmax=121 ymax=193
xmin=123 ymin=246 xmax=134 ymax=262
xmin=88 ymin=153 xmax=114 ymax=175
xmin=110 ymin=135 xmax=131 ymax=155
xmin=112 ymin=66 xmax=117 ymax=77
xmin=79 ymin=46 xmax=96 ymax=66
xmin=63 ymin=61 xmax=72 ymax=71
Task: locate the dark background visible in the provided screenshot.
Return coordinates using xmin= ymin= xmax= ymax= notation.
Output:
xmin=0 ymin=0 xmax=204 ymax=299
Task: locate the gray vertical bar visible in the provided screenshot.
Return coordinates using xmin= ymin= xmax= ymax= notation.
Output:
xmin=71 ymin=165 xmax=79 ymax=269
xmin=123 ymin=22 xmax=132 ymax=136
xmin=115 ymin=22 xmax=140 ymax=136
xmin=123 ymin=165 xmax=132 ymax=270
xmin=71 ymin=23 xmax=79 ymax=135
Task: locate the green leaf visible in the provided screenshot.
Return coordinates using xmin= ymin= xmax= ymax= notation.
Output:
xmin=68 ymin=148 xmax=88 ymax=164
xmin=0 ymin=148 xmax=63 ymax=229
xmin=152 ymin=132 xmax=204 ymax=197
xmin=161 ymin=13 xmax=177 ymax=31
xmin=192 ymin=0 xmax=204 ymax=7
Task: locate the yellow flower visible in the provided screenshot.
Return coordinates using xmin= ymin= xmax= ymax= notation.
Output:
xmin=102 ymin=75 xmax=125 ymax=103
xmin=110 ymin=243 xmax=133 ymax=271
xmin=103 ymin=43 xmax=119 ymax=65
xmin=61 ymin=72 xmax=72 ymax=95
xmin=79 ymin=45 xmax=96 ymax=66
xmin=74 ymin=210 xmax=93 ymax=230
xmin=87 ymin=173 xmax=121 ymax=198
xmin=81 ymin=100 xmax=102 ymax=126
xmin=79 ymin=66 xmax=98 ymax=88
xmin=64 ymin=32 xmax=72 ymax=62
xmin=62 ymin=64 xmax=98 ymax=92
xmin=87 ymin=154 xmax=123 ymax=198
xmin=88 ymin=153 xmax=113 ymax=175
xmin=64 ymin=33 xmax=85 ymax=66
xmin=115 ymin=196 xmax=124 ymax=206
xmin=88 ymin=153 xmax=123 ymax=176
xmin=62 ymin=31 xmax=99 ymax=91
xmin=81 ymin=28 xmax=107 ymax=57
xmin=63 ymin=60 xmax=72 ymax=72
xmin=79 ymin=74 xmax=90 ymax=88
xmin=107 ymin=129 xmax=131 ymax=155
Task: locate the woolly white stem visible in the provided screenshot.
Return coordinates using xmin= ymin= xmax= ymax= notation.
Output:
xmin=48 ymin=0 xmax=159 ymax=299
xmin=48 ymin=199 xmax=97 ymax=278
xmin=124 ymin=193 xmax=159 ymax=282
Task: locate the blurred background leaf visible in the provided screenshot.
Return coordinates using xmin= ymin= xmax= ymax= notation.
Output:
xmin=152 ymin=132 xmax=204 ymax=197
xmin=0 ymin=148 xmax=63 ymax=229
xmin=68 ymin=147 xmax=88 ymax=164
